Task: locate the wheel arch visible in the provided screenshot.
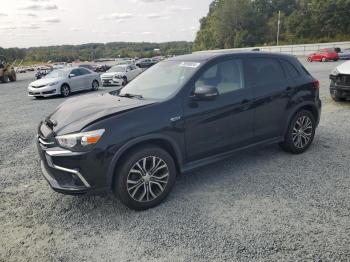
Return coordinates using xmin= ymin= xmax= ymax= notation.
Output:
xmin=107 ymin=134 xmax=183 ymax=188
xmin=283 ymin=102 xmax=320 ymax=137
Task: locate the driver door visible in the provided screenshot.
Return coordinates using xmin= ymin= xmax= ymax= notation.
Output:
xmin=183 ymin=58 xmax=254 ymax=162
xmin=68 ymin=69 xmax=84 ymax=92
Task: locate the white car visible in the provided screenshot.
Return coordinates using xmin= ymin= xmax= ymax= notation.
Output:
xmin=101 ymin=64 xmax=143 ymax=86
xmin=28 ymin=67 xmax=101 ymax=98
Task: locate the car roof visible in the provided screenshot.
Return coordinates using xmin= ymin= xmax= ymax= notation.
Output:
xmin=167 ymin=51 xmax=295 ymax=62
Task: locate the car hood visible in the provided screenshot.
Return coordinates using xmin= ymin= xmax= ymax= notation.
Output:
xmin=101 ymin=72 xmax=125 ymax=77
xmin=47 ymin=92 xmax=155 ymax=135
xmin=30 ymin=77 xmax=63 ymax=87
xmin=335 ymin=60 xmax=350 ymax=75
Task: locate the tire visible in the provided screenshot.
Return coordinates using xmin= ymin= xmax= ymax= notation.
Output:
xmin=307 ymin=57 xmax=312 ymax=62
xmin=9 ymin=72 xmax=16 ymax=82
xmin=2 ymin=75 xmax=9 ymax=83
xmin=280 ymin=110 xmax=316 ymax=154
xmin=321 ymin=57 xmax=327 ymax=62
xmin=113 ymin=145 xmax=177 ymax=210
xmin=92 ymin=80 xmax=99 ymax=91
xmin=60 ymin=84 xmax=71 ymax=97
xmin=122 ymin=77 xmax=128 ymax=86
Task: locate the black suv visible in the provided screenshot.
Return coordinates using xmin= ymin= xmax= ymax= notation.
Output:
xmin=37 ymin=52 xmax=321 ymax=210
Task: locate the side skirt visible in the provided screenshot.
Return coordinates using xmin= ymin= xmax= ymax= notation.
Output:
xmin=180 ymin=137 xmax=284 ymax=174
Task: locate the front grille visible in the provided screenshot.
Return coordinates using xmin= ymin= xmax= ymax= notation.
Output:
xmin=31 ymin=84 xmax=46 ymax=88
xmin=336 ymin=74 xmax=350 ymax=86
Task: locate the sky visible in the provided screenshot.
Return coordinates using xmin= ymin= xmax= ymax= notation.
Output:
xmin=0 ymin=0 xmax=213 ymax=48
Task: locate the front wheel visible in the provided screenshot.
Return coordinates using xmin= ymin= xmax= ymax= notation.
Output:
xmin=60 ymin=84 xmax=71 ymax=97
xmin=113 ymin=146 xmax=177 ymax=210
xmin=321 ymin=57 xmax=327 ymax=62
xmin=122 ymin=77 xmax=128 ymax=86
xmin=307 ymin=57 xmax=312 ymax=62
xmin=280 ymin=110 xmax=316 ymax=154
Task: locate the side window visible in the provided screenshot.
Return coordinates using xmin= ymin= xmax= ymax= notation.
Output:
xmin=246 ymin=58 xmax=285 ymax=86
xmin=79 ymin=68 xmax=91 ymax=75
xmin=195 ymin=59 xmax=244 ymax=95
xmin=71 ymin=69 xmax=81 ymax=76
xmin=280 ymin=60 xmax=300 ymax=79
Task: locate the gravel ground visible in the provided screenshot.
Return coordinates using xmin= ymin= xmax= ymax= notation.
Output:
xmin=0 ymin=60 xmax=349 ymax=262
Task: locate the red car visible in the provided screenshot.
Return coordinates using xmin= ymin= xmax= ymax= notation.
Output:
xmin=308 ymin=48 xmax=339 ymax=62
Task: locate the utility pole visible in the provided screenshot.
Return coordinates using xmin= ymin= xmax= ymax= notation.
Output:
xmin=277 ymin=10 xmax=281 ymax=46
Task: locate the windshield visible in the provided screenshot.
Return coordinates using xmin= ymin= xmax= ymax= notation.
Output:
xmin=45 ymin=69 xmax=66 ymax=79
xmin=108 ymin=66 xmax=126 ymax=73
xmin=119 ymin=60 xmax=200 ymax=99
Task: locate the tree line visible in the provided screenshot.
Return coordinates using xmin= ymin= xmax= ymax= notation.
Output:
xmin=0 ymin=42 xmax=192 ymax=63
xmin=194 ymin=0 xmax=350 ymax=50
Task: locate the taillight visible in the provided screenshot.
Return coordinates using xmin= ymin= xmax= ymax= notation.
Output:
xmin=313 ymin=79 xmax=320 ymax=90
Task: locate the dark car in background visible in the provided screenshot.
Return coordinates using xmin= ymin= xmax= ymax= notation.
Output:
xmin=37 ymin=51 xmax=321 ymax=210
xmin=135 ymin=58 xmax=157 ymax=68
xmin=79 ymin=64 xmax=96 ymax=71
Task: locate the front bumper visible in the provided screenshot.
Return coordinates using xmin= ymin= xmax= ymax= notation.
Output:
xmin=28 ymin=85 xmax=59 ymax=97
xmin=101 ymin=78 xmax=123 ymax=86
xmin=330 ymin=75 xmax=350 ymax=98
xmin=36 ymin=132 xmax=111 ymax=194
xmin=37 ymin=140 xmax=91 ymax=194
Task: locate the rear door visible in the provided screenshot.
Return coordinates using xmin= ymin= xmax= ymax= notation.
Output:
xmin=184 ymin=57 xmax=254 ymax=162
xmin=246 ymin=57 xmax=293 ymax=142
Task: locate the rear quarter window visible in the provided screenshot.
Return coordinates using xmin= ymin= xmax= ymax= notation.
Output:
xmin=246 ymin=57 xmax=285 ymax=86
xmin=280 ymin=59 xmax=300 ymax=79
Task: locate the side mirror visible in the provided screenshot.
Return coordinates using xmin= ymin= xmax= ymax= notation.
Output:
xmin=192 ymin=86 xmax=219 ymax=101
xmin=69 ymin=73 xmax=75 ymax=78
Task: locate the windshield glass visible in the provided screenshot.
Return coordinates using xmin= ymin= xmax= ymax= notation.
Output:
xmin=119 ymin=60 xmax=200 ymax=99
xmin=108 ymin=66 xmax=126 ymax=73
xmin=45 ymin=69 xmax=66 ymax=79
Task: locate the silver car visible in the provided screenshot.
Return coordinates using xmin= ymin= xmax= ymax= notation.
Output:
xmin=28 ymin=67 xmax=101 ymax=98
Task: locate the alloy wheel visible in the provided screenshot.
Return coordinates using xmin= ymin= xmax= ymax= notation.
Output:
xmin=62 ymin=86 xmax=70 ymax=97
xmin=126 ymin=156 xmax=169 ymax=202
xmin=292 ymin=115 xmax=313 ymax=149
xmin=92 ymin=81 xmax=99 ymax=90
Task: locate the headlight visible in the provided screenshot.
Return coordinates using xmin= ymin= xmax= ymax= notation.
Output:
xmin=331 ymin=68 xmax=339 ymax=76
xmin=49 ymin=81 xmax=59 ymax=86
xmin=56 ymin=129 xmax=105 ymax=151
xmin=114 ymin=75 xmax=122 ymax=79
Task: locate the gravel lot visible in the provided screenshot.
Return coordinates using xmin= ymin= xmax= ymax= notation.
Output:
xmin=1 ymin=60 xmax=349 ymax=262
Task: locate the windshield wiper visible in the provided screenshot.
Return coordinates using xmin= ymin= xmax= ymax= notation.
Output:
xmin=119 ymin=93 xmax=144 ymax=99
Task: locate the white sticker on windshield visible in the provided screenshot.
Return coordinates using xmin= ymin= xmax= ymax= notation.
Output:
xmin=179 ymin=62 xmax=201 ymax=68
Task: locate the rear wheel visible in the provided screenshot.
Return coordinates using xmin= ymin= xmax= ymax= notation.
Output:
xmin=307 ymin=57 xmax=312 ymax=62
xmin=92 ymin=80 xmax=99 ymax=91
xmin=113 ymin=146 xmax=177 ymax=210
xmin=60 ymin=84 xmax=70 ymax=97
xmin=280 ymin=110 xmax=316 ymax=154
